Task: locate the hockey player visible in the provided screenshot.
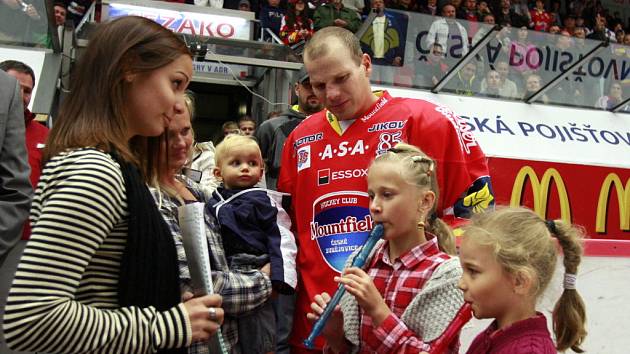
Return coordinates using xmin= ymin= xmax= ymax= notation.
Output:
xmin=277 ymin=26 xmax=495 ymax=353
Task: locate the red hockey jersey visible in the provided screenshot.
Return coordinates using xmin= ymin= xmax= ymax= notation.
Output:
xmin=277 ymin=91 xmax=493 ymax=350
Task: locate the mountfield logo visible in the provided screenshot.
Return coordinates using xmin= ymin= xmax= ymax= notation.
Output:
xmin=596 ymin=173 xmax=630 ymax=233
xmin=510 ymin=166 xmax=571 ymax=222
xmin=311 ymin=191 xmax=371 ymax=272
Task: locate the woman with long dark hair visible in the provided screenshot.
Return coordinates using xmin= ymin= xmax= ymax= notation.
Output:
xmin=3 ymin=16 xmax=223 ymax=354
xmin=280 ymin=0 xmax=314 ymax=45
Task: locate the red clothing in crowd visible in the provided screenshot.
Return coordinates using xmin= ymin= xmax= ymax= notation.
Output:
xmin=530 ymin=9 xmax=553 ymax=32
xmin=22 ymin=109 xmax=49 ymax=239
xmin=466 ymin=313 xmax=556 ymax=354
xmin=279 ymin=16 xmax=314 ymax=45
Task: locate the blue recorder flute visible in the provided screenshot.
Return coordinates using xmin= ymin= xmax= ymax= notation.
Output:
xmin=303 ymin=223 xmax=384 ymax=349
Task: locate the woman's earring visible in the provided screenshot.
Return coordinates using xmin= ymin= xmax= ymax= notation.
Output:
xmin=417 ymin=221 xmax=425 ymax=230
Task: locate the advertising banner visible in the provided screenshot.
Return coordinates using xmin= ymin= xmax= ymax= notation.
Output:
xmin=106 ymin=2 xmax=252 ymax=78
xmin=378 ymin=86 xmax=630 ymax=169
xmin=373 ymin=86 xmax=629 ymax=242
xmin=108 ymin=3 xmax=251 ymax=40
xmin=377 ymin=11 xmax=629 ymax=111
xmin=490 ymin=158 xmax=629 ymax=241
xmin=192 ymin=61 xmax=248 ymax=78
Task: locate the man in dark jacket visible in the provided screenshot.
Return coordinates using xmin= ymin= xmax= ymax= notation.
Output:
xmin=494 ymin=0 xmax=527 ymax=28
xmin=260 ymin=0 xmax=284 ymax=39
xmin=0 ymin=60 xmax=49 ymax=240
xmin=0 ymin=68 xmax=32 ymax=354
xmin=256 ymin=66 xmax=323 ymax=190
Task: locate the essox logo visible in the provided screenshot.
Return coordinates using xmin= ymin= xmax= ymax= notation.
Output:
xmin=510 ymin=166 xmax=571 ymax=222
xmin=596 ymin=173 xmax=630 ymax=233
xmin=317 ymin=168 xmax=368 ymax=186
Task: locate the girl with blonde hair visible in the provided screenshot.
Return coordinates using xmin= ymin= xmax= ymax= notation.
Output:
xmin=308 ymin=143 xmax=464 ymax=353
xmin=459 ymin=207 xmax=587 ymax=353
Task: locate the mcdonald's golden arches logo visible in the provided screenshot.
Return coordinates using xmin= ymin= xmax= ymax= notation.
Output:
xmin=596 ymin=174 xmax=630 ymax=233
xmin=510 ymin=166 xmax=572 ymax=223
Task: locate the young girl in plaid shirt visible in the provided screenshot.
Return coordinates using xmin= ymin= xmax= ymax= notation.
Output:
xmin=459 ymin=207 xmax=587 ymax=353
xmin=308 ymin=143 xmax=465 ymax=353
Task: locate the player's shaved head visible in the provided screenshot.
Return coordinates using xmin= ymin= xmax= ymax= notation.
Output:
xmin=304 ymin=27 xmax=363 ymax=66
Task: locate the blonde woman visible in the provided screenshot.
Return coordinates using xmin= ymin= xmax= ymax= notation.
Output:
xmin=150 ymin=94 xmax=274 ymax=353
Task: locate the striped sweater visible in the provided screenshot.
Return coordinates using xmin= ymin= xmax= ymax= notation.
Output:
xmin=3 ymin=148 xmax=192 ymax=353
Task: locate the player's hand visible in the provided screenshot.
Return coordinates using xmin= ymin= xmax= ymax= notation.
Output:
xmin=335 ymin=267 xmax=391 ymax=326
xmin=183 ymin=294 xmax=224 ymax=343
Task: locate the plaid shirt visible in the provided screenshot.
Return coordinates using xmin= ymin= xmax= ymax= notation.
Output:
xmin=360 ymin=238 xmax=452 ymax=353
xmin=151 ymin=176 xmax=273 ymax=354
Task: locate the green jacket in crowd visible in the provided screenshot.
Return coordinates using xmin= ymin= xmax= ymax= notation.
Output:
xmin=313 ymin=3 xmax=361 ymax=33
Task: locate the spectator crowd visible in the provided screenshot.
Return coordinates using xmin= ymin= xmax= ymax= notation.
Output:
xmin=2 ymin=0 xmax=630 ymax=108
xmin=178 ymin=0 xmax=630 ymax=107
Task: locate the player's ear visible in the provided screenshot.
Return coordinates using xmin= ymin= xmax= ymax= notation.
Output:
xmin=361 ymin=54 xmax=372 ymax=78
xmin=418 ymin=190 xmax=435 ymax=214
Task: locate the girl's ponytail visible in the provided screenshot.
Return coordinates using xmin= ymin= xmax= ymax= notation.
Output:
xmin=426 ymin=215 xmax=456 ymax=255
xmin=548 ymin=220 xmax=587 ymax=353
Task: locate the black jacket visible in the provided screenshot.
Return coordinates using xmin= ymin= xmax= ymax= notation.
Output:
xmin=255 ymin=107 xmax=306 ymax=190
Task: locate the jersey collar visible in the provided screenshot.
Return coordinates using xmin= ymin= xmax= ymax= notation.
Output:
xmin=325 ymin=90 xmax=391 ymax=136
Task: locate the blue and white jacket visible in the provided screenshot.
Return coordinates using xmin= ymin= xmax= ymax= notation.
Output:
xmin=208 ymin=186 xmax=297 ymax=294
